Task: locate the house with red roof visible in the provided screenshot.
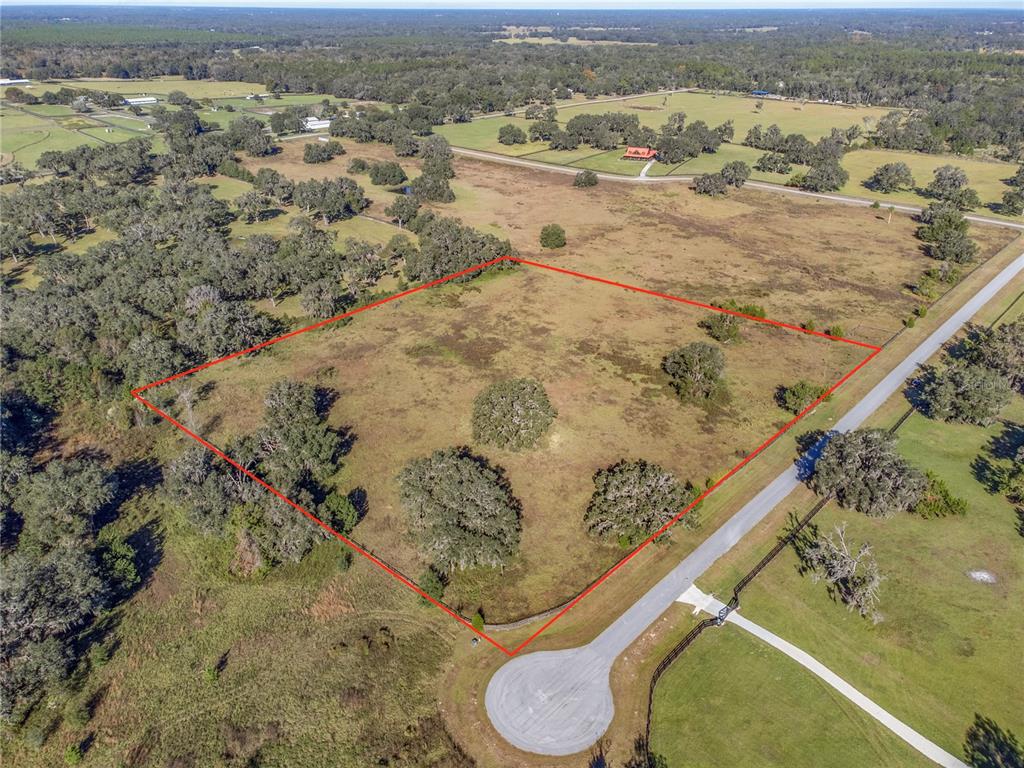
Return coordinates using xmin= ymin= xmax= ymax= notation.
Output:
xmin=623 ymin=146 xmax=657 ymax=160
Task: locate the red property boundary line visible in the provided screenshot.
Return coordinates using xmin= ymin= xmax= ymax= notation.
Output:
xmin=132 ymin=255 xmax=882 ymax=656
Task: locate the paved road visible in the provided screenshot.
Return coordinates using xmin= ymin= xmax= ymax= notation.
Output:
xmin=451 ymin=146 xmax=1024 ymax=232
xmin=677 ymin=586 xmax=969 ymax=768
xmin=485 ymin=249 xmax=1024 ymax=756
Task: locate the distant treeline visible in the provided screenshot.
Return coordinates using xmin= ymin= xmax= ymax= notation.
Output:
xmin=2 ymin=8 xmax=1022 ymax=158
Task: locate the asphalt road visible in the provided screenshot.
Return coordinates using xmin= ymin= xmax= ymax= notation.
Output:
xmin=485 ymin=248 xmax=1024 ymax=757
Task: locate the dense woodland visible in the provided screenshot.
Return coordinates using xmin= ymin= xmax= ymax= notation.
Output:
xmin=3 ymin=7 xmax=1023 ymax=158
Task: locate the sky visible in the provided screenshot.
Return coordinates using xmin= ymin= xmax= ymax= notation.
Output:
xmin=4 ymin=0 xmax=1021 ymax=8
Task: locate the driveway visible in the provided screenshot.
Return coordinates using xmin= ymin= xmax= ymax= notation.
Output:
xmin=485 ymin=248 xmax=1024 ymax=756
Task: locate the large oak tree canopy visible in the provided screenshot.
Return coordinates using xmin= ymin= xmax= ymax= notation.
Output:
xmin=399 ymin=447 xmax=521 ymax=573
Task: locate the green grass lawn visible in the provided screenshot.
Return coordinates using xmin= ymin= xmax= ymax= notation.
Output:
xmin=572 ymin=148 xmax=647 ymax=175
xmin=697 ymin=395 xmax=1024 ymax=759
xmin=439 ymin=90 xmax=888 ymax=155
xmin=650 ymin=625 xmax=931 ymax=767
xmin=563 ymin=91 xmax=891 ymax=141
xmin=31 ymin=77 xmax=269 ymax=99
xmin=435 ymin=117 xmax=540 ymax=155
xmin=838 ymin=148 xmax=1017 ymax=214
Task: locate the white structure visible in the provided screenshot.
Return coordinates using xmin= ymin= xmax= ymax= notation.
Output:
xmin=0 ymin=78 xmax=30 ymax=86
xmin=124 ymin=96 xmax=158 ymax=106
xmin=302 ymin=117 xmax=331 ymax=132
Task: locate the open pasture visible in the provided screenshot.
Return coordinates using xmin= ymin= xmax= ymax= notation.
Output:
xmin=152 ymin=263 xmax=865 ymax=622
xmin=428 ymin=152 xmax=1017 ymax=346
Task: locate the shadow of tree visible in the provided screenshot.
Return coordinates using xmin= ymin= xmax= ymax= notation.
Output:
xmin=988 ymin=421 xmax=1024 ymax=461
xmin=126 ymin=519 xmax=165 ymax=596
xmin=794 ymin=429 xmax=836 ymax=482
xmin=781 ymin=511 xmax=821 ymax=577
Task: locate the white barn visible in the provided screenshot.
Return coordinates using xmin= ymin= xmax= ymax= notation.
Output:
xmin=302 ymin=117 xmax=331 ymax=132
xmin=124 ymin=96 xmax=158 ymax=106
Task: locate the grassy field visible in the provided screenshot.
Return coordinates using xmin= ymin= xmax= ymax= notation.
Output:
xmin=650 ymin=625 xmax=932 ymax=767
xmin=436 ymin=90 xmax=1020 ymax=217
xmin=431 ymin=147 xmax=1015 ymax=347
xmin=2 ymin=493 xmax=468 ymax=766
xmin=151 ymin=263 xmax=864 ymax=622
xmin=23 ymin=77 xmax=269 ymax=99
xmin=837 ymin=148 xmax=1018 ymax=214
xmin=0 ymin=106 xmax=108 ymax=166
xmin=661 ymin=282 xmax=1024 ymax=763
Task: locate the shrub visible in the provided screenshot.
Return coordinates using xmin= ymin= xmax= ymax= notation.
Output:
xmin=777 ymin=380 xmax=829 ymax=414
xmin=347 ymin=158 xmax=369 ymax=173
xmin=914 ymin=471 xmax=968 ymax=518
xmin=574 ymin=169 xmax=598 ymax=188
xmin=472 ymin=378 xmax=556 ymax=451
xmin=539 ymin=223 xmax=566 ymax=249
xmin=699 ymin=313 xmax=740 ymax=343
xmin=662 ymin=342 xmax=725 ymax=400
xmin=418 ymin=567 xmax=446 ymax=604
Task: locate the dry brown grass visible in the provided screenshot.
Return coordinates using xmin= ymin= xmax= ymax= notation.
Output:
xmin=156 ymin=261 xmax=864 ymax=623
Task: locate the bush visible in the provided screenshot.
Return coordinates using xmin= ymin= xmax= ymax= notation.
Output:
xmin=777 ymin=380 xmax=829 ymax=414
xmin=573 ymin=169 xmax=598 ymax=188
xmin=699 ymin=313 xmax=740 ymax=343
xmin=539 ymin=223 xmax=566 ymax=249
xmin=418 ymin=567 xmax=446 ymax=604
xmin=693 ymin=172 xmax=728 ymax=197
xmin=347 ymin=158 xmax=369 ymax=173
xmin=217 ymin=158 xmax=255 ymax=182
xmin=585 ymin=459 xmax=699 ymax=544
xmin=914 ymin=471 xmax=968 ymax=518
xmin=472 ymin=379 xmax=556 ymax=451
xmin=662 ymin=342 xmax=726 ymax=400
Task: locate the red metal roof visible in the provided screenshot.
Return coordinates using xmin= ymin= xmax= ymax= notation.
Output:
xmin=623 ymin=146 xmax=657 ymax=159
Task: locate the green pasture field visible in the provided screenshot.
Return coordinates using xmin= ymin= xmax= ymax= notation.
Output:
xmin=687 ymin=284 xmax=1024 ymax=760
xmin=24 ymin=77 xmax=269 ymax=99
xmin=438 ymin=90 xmax=889 ymax=154
xmin=436 ymin=89 xmax=1019 ymax=217
xmin=837 ymin=148 xmax=1017 ymax=214
xmin=564 ymin=90 xmax=889 ymax=141
xmin=435 ymin=117 xmax=540 ymax=155
xmin=0 ymin=108 xmax=104 ymax=166
xmin=650 ymin=624 xmax=931 ymax=767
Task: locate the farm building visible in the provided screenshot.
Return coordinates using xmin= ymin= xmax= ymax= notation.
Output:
xmin=623 ymin=146 xmax=657 ymax=160
xmin=0 ymin=78 xmax=30 ymax=86
xmin=302 ymin=117 xmax=331 ymax=132
xmin=124 ymin=96 xmax=158 ymax=106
